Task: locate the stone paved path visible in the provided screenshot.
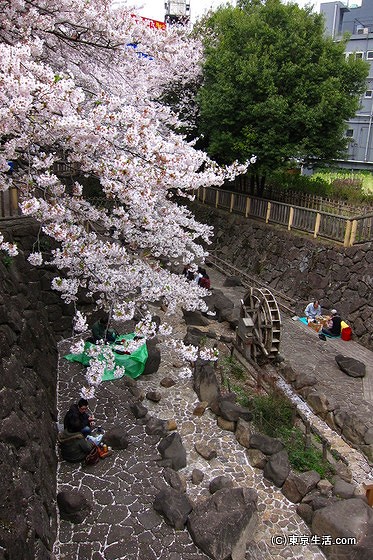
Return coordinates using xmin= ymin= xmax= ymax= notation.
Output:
xmin=207 ymin=267 xmax=373 ymax=484
xmin=55 ymin=322 xmax=324 ymax=560
xmin=54 ymin=265 xmax=373 ymax=560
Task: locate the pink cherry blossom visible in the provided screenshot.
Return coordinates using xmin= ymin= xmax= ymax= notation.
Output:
xmin=0 ymin=0 xmax=252 ymax=396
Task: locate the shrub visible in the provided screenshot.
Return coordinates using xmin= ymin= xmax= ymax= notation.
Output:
xmin=249 ymin=392 xmax=293 ymax=437
xmin=267 ymin=168 xmax=373 ymax=205
xmin=219 ymin=355 xmax=246 ymax=381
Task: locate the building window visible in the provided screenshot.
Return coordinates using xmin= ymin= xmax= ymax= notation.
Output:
xmin=346 ymin=129 xmax=354 ymax=137
xmin=365 ymin=90 xmax=373 ymax=97
xmin=367 ymin=51 xmax=373 ymax=60
xmin=346 ymin=52 xmax=364 ymax=60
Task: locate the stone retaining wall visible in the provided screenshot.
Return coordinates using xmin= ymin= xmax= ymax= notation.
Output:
xmin=0 ymin=218 xmax=74 ymax=560
xmin=193 ymin=204 xmax=373 ymax=350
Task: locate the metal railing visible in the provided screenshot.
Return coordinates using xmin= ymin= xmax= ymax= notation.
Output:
xmin=197 ymin=186 xmax=373 ymax=246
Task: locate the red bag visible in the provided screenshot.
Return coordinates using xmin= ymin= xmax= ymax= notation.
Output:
xmin=341 ymin=326 xmax=352 ymax=341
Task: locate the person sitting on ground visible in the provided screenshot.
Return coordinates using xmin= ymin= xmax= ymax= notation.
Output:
xmin=91 ymin=316 xmax=117 ymax=343
xmin=64 ymin=398 xmax=95 ymax=436
xmin=182 ymin=265 xmax=194 ymax=282
xmin=304 ymin=300 xmax=322 ymax=322
xmin=198 ymin=271 xmax=211 ymax=289
xmin=193 ymin=266 xmax=204 ymax=284
xmin=58 ymin=417 xmax=95 ymax=463
xmin=321 ymin=309 xmax=342 ymax=337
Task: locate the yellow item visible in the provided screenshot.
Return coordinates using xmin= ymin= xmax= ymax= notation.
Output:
xmin=341 ymin=321 xmax=349 ymax=329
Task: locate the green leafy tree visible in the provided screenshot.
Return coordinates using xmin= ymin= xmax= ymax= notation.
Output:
xmin=196 ymin=0 xmax=368 ymax=194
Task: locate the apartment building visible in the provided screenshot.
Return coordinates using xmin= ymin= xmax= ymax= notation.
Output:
xmin=321 ymin=0 xmax=373 ymax=169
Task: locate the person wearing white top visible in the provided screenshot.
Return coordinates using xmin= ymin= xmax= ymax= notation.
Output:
xmin=304 ymin=300 xmax=321 ymax=321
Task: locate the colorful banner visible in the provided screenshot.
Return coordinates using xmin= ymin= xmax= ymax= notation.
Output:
xmin=131 ymin=14 xmax=166 ymax=30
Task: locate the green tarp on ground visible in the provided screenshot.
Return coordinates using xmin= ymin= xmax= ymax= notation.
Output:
xmin=64 ymin=333 xmax=148 ymax=380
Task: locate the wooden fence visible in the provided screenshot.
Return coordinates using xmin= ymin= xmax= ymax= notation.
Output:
xmin=197 ymin=186 xmax=373 ymax=246
xmin=262 ymin=186 xmax=373 ymax=217
xmin=0 ymin=188 xmax=20 ymax=219
xmin=226 ymin=178 xmax=373 ymax=217
xmin=2 ymin=184 xmax=372 ymax=246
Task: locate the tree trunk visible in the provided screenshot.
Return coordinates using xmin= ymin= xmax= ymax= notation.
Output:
xmin=255 ymin=173 xmax=266 ymax=197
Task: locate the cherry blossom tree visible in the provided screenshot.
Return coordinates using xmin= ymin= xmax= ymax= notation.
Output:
xmin=0 ymin=0 xmax=251 ymax=395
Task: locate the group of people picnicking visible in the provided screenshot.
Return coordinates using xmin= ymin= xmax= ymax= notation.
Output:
xmin=183 ymin=265 xmax=211 ymax=289
xmin=59 ymin=321 xmax=117 ymax=464
xmin=59 ymin=266 xmax=212 ymax=465
xmin=58 ymin=397 xmax=111 ymax=464
xmin=304 ymin=300 xmax=350 ymax=340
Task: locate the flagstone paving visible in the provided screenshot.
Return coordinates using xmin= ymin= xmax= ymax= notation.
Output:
xmin=54 ymin=266 xmax=373 ymax=560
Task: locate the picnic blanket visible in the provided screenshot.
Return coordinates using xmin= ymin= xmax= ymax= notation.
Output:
xmin=64 ymin=333 xmax=148 ymax=380
xmin=298 ymin=317 xmax=341 ymax=338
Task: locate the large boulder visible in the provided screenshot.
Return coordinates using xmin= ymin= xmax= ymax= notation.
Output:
xmin=182 ymin=309 xmax=210 ymax=327
xmin=312 ymin=498 xmax=373 ymax=559
xmin=163 ymin=467 xmax=187 ymax=493
xmin=247 ymin=448 xmax=267 ymax=469
xmin=187 ymin=487 xmax=258 ymax=560
xmin=223 ymin=276 xmax=243 ymax=287
xmin=235 ymin=417 xmax=253 ymax=449
xmin=249 ymin=433 xmax=284 ymax=455
xmin=219 ymin=307 xmax=240 ymax=330
xmin=263 ymin=450 xmax=290 ymax=487
xmin=282 ymin=470 xmax=321 ymax=503
xmin=153 ymin=487 xmax=192 ymax=530
xmin=157 ymin=432 xmax=187 ymax=471
xmin=145 ymin=416 xmax=169 ymax=437
xmin=130 ymin=401 xmax=148 ymax=419
xmin=184 ymin=326 xmax=217 ymax=347
xmin=103 ymin=427 xmax=129 ymax=450
xmin=57 ymin=490 xmax=92 ymax=524
xmin=205 ymin=289 xmax=235 ymax=323
xmin=193 ymin=359 xmax=220 ymax=406
xmin=332 ymin=477 xmax=356 ymax=499
xmin=195 ymin=441 xmax=217 ymax=461
xmin=142 ymin=338 xmax=161 ymax=375
xmin=293 ymin=373 xmax=318 ymax=390
xmin=218 ymin=397 xmax=253 ymax=423
xmin=207 ymin=290 xmax=234 ymax=314
xmin=306 ymin=391 xmax=337 ymax=417
xmin=209 ymin=476 xmax=234 ymax=494
xmin=335 ymin=355 xmax=366 ymax=378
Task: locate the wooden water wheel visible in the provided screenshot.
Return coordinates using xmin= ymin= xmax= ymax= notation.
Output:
xmin=236 ymin=287 xmax=282 ymax=363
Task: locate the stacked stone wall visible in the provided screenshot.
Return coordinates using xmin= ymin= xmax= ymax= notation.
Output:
xmin=0 ymin=218 xmax=74 ymax=560
xmin=193 ymin=205 xmax=373 ymax=350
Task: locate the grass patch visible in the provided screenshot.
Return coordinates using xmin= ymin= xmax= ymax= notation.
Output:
xmin=249 ymin=392 xmax=294 ymax=437
xmin=230 ymin=384 xmax=251 ymax=408
xmin=277 ymin=427 xmax=335 ymax=480
xmin=220 ymin=355 xmax=246 ymax=381
xmin=216 ymin=352 xmax=335 ymax=479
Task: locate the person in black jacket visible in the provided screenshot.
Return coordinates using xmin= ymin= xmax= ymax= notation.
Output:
xmin=91 ymin=317 xmax=117 ymax=343
xmin=63 ymin=398 xmax=94 ymax=436
xmin=321 ymin=309 xmax=342 ymax=337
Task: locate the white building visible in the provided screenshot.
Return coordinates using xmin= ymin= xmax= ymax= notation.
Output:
xmin=164 ymin=0 xmax=190 ymax=24
xmin=321 ymin=0 xmax=373 ymax=169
